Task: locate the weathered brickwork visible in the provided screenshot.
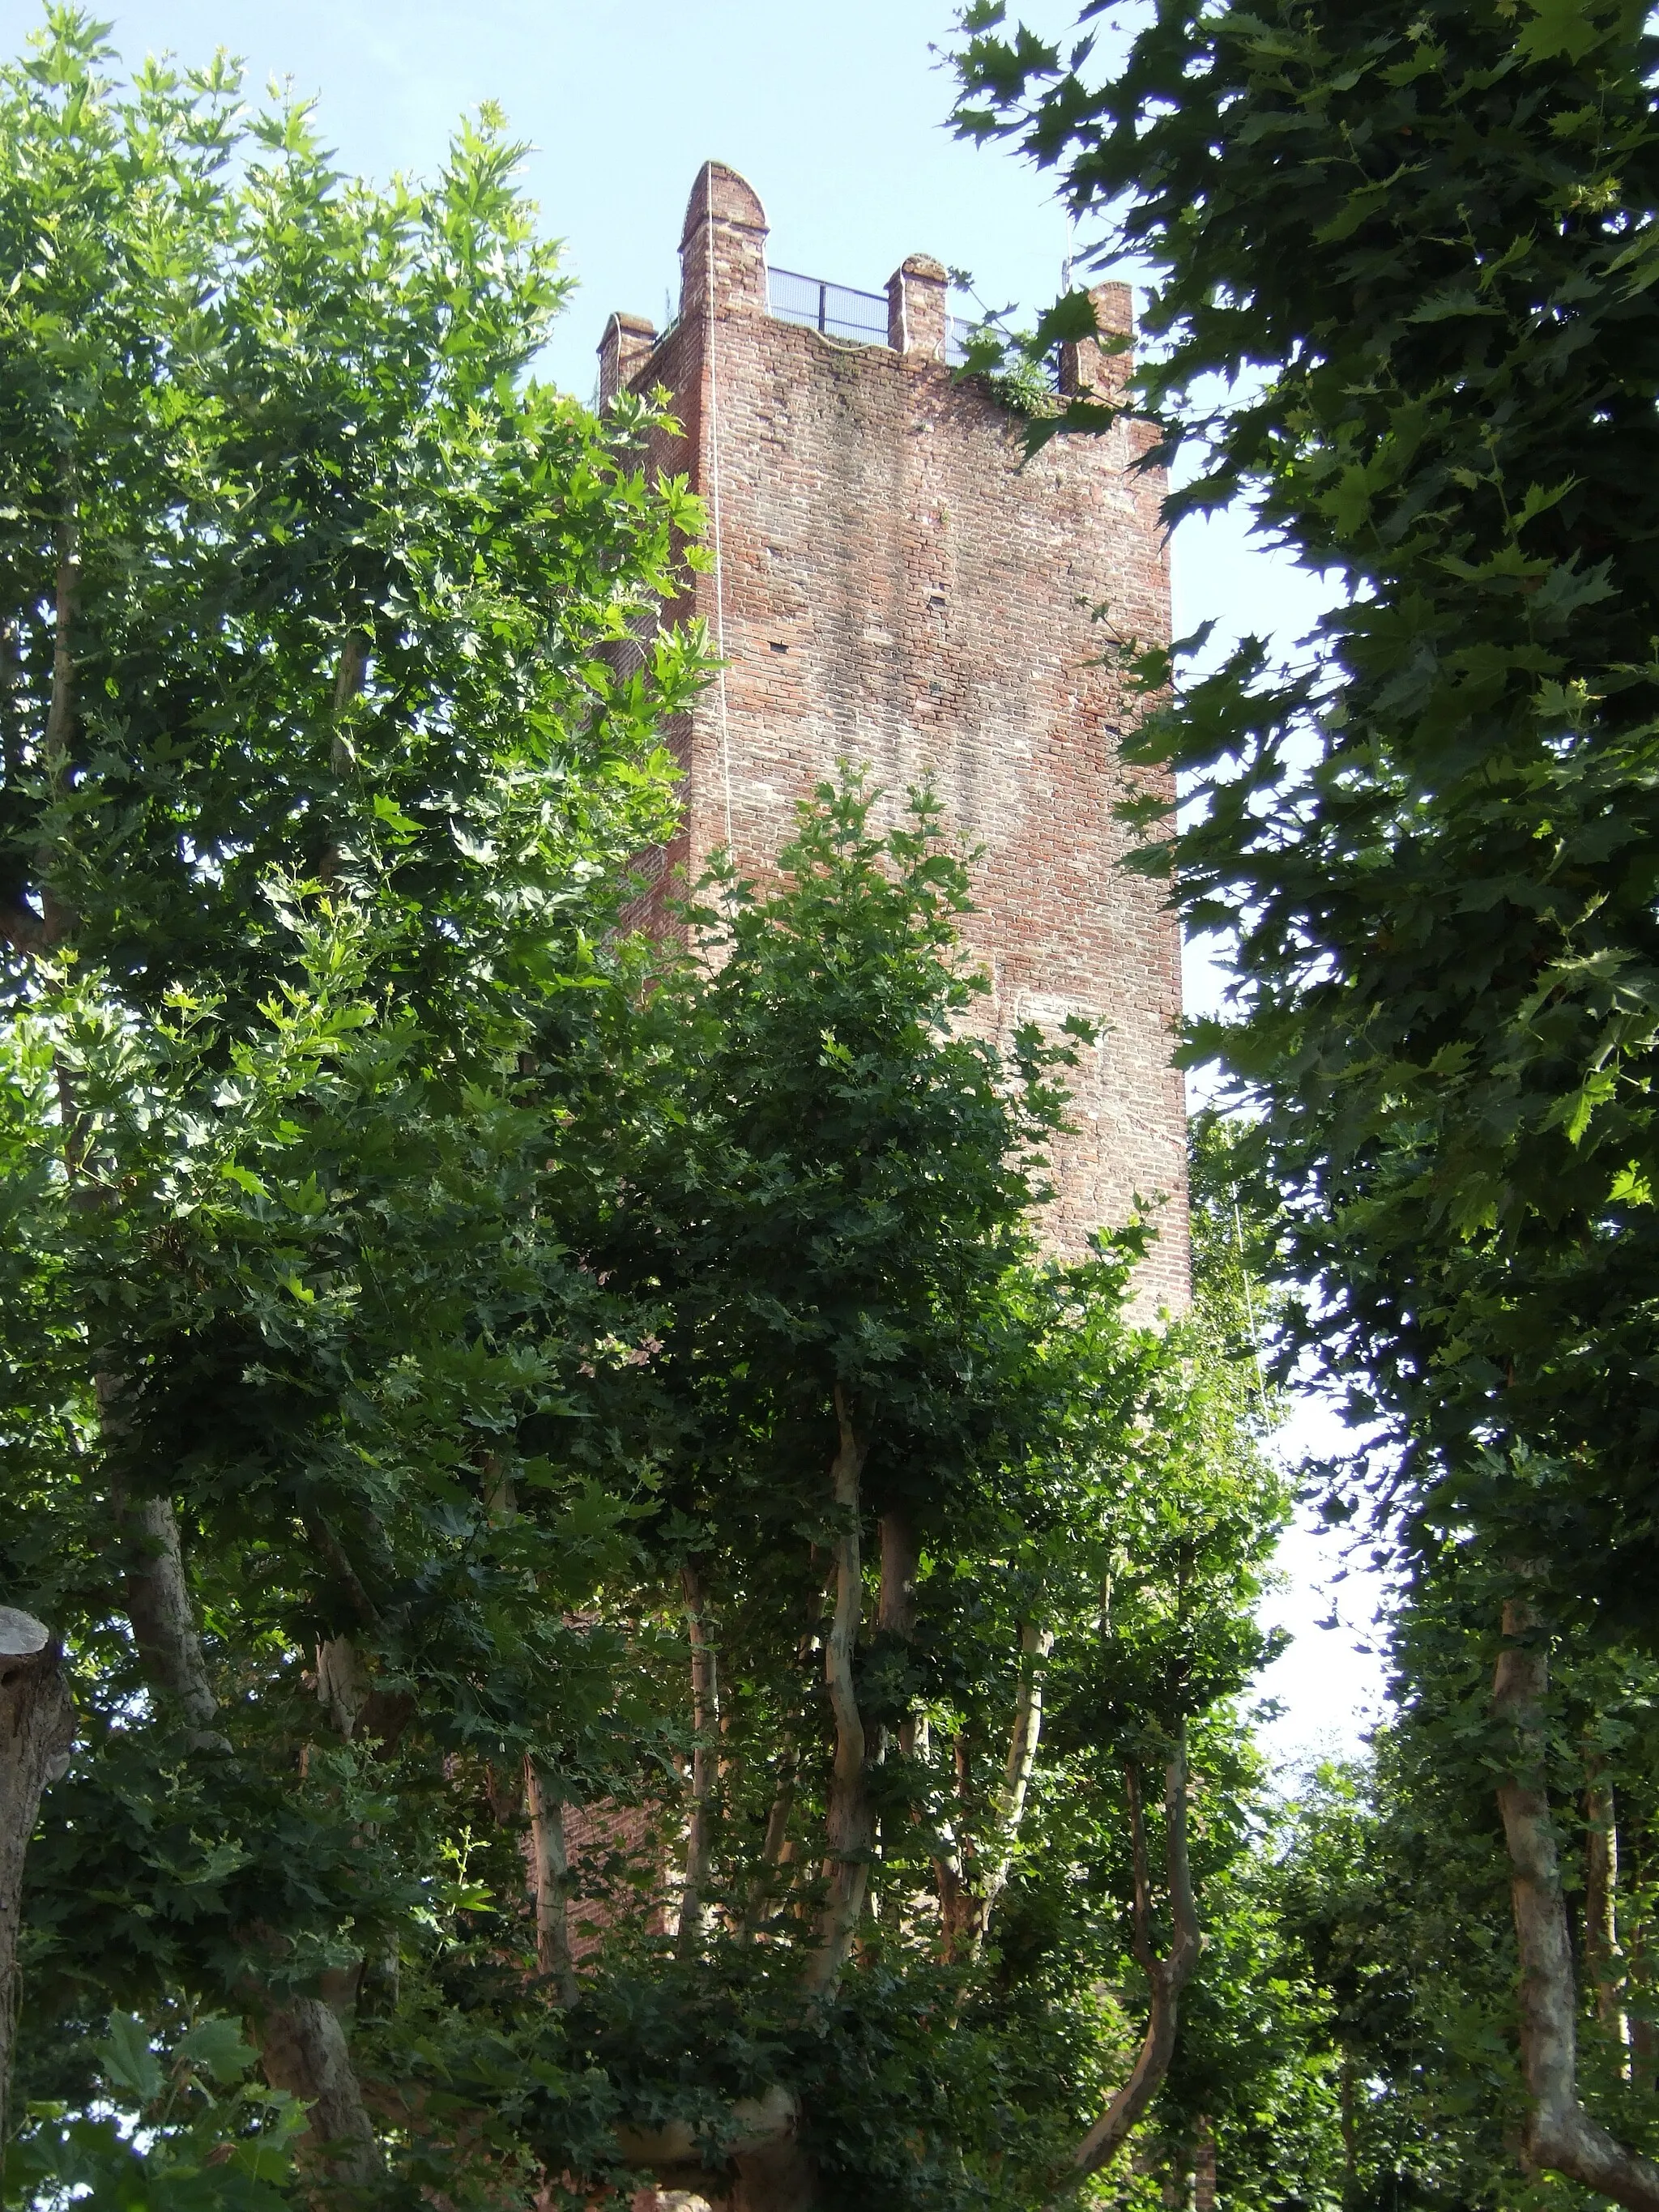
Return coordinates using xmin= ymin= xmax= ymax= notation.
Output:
xmin=603 ymin=162 xmax=1188 ymax=1309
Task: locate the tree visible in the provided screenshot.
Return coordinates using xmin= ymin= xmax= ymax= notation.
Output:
xmin=951 ymin=0 xmax=1659 ymax=2197
xmin=0 ymin=4 xmax=703 ymax=2188
xmin=0 ymin=14 xmax=1300 ymax=2207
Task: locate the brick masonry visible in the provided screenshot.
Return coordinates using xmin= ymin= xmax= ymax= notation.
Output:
xmin=602 ymin=162 xmax=1188 ymax=1311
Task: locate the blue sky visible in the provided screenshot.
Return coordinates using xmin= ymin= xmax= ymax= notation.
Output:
xmin=0 ymin=0 xmax=1384 ymax=1760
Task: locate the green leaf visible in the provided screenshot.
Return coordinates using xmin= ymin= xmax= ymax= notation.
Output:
xmin=96 ymin=2016 xmax=165 ymax=2105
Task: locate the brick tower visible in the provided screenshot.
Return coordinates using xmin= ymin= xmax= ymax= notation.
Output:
xmin=599 ymin=162 xmax=1187 ymax=1305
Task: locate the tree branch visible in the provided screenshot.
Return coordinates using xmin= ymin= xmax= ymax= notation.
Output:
xmin=1054 ymin=1725 xmax=1201 ymax=2202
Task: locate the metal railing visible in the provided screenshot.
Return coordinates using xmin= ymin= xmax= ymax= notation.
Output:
xmin=768 ymin=266 xmax=889 ymax=346
xmin=768 ymin=266 xmax=983 ymax=369
xmin=945 ymin=314 xmax=975 ymax=367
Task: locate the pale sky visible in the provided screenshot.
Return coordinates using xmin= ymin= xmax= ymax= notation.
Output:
xmin=0 ymin=0 xmax=1390 ymax=1761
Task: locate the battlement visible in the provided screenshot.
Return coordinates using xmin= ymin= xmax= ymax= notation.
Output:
xmin=599 ymin=163 xmax=1186 ymax=1307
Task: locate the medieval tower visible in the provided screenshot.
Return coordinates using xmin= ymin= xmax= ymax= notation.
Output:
xmin=599 ymin=162 xmax=1188 ymax=1305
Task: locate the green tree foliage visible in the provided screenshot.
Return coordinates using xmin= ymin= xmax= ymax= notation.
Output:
xmin=0 ymin=10 xmax=1303 ymax=2208
xmin=0 ymin=2 xmax=706 ymax=2195
xmin=951 ymin=0 xmax=1659 ymax=2198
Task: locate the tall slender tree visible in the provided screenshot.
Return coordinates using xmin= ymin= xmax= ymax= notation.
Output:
xmin=953 ymin=0 xmax=1659 ymax=2197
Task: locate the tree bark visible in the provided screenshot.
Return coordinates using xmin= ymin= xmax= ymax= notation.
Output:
xmin=1054 ymin=1730 xmax=1201 ymax=2202
xmin=0 ymin=1609 xmax=75 ymax=2142
xmin=122 ymin=1498 xmax=382 ymax=2183
xmin=934 ymin=1733 xmax=976 ymax=1963
xmin=316 ymin=1634 xmax=370 ymax=1742
xmin=524 ymin=1758 xmax=581 ymax=2006
xmin=676 ymin=1560 xmax=719 ymax=1958
xmin=960 ymin=1620 xmax=1052 ymax=1965
xmin=877 ymin=1511 xmax=917 ymax=1648
xmin=740 ymin=1745 xmax=798 ymax=1939
xmin=1585 ymin=1767 xmax=1627 ymax=2042
xmin=1493 ymin=1596 xmax=1659 ymax=2209
xmin=803 ymin=1387 xmax=870 ymax=1995
xmin=114 ymin=1483 xmax=223 ymax=1741
xmin=258 ymin=1996 xmax=381 ymax=2187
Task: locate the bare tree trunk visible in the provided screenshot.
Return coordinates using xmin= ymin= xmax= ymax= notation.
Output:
xmin=0 ymin=1610 xmax=75 ymax=2141
xmin=877 ymin=1511 xmax=917 ymax=1652
xmin=96 ymin=1360 xmax=224 ymax=1745
xmin=1585 ymin=1765 xmax=1627 ymax=2044
xmin=116 ymin=1486 xmax=222 ymax=1737
xmin=740 ymin=1745 xmax=798 ymax=1939
xmin=676 ymin=1561 xmax=719 ymax=1958
xmin=105 ymin=1405 xmax=377 ymax=2169
xmin=258 ymin=1997 xmax=381 ymax=2187
xmin=870 ymin=1510 xmax=919 ymax=1930
xmin=1493 ymin=1596 xmax=1659 ymax=2209
xmin=1052 ymin=1729 xmax=1201 ymax=2203
xmin=961 ymin=1620 xmax=1053 ymax=1965
xmin=524 ymin=1758 xmax=581 ymax=2007
xmin=315 ymin=1634 xmax=370 ymax=1742
xmin=804 ymin=1388 xmax=870 ymax=1996
xmin=935 ymin=1733 xmax=975 ymax=1963
xmin=317 ymin=630 xmax=368 ymax=883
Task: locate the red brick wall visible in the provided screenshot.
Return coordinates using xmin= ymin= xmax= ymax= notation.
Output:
xmin=603 ymin=163 xmax=1188 ymax=1310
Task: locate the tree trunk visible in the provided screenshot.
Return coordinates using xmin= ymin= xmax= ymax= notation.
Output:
xmin=1054 ymin=1730 xmax=1201 ymax=2202
xmin=1493 ymin=1596 xmax=1659 ymax=2209
xmin=961 ymin=1620 xmax=1052 ymax=1964
xmin=114 ymin=1483 xmax=224 ymax=1742
xmin=676 ymin=1561 xmax=719 ymax=1958
xmin=1585 ymin=1766 xmax=1627 ymax=2044
xmin=0 ymin=1610 xmax=75 ymax=2141
xmin=122 ymin=1501 xmax=381 ymax=2183
xmin=258 ymin=1995 xmax=382 ymax=2187
xmin=524 ymin=1758 xmax=581 ymax=2006
xmin=316 ymin=1634 xmax=370 ymax=1741
xmin=870 ymin=1510 xmax=919 ymax=1930
xmin=934 ymin=1733 xmax=975 ymax=1963
xmin=803 ymin=1388 xmax=870 ymax=1996
xmin=100 ymin=1361 xmax=222 ymax=1744
xmin=740 ymin=1745 xmax=798 ymax=1939
xmin=877 ymin=1511 xmax=917 ymax=1651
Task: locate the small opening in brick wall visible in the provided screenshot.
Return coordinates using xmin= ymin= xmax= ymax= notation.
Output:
xmin=769 ymin=640 xmax=789 ymax=654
